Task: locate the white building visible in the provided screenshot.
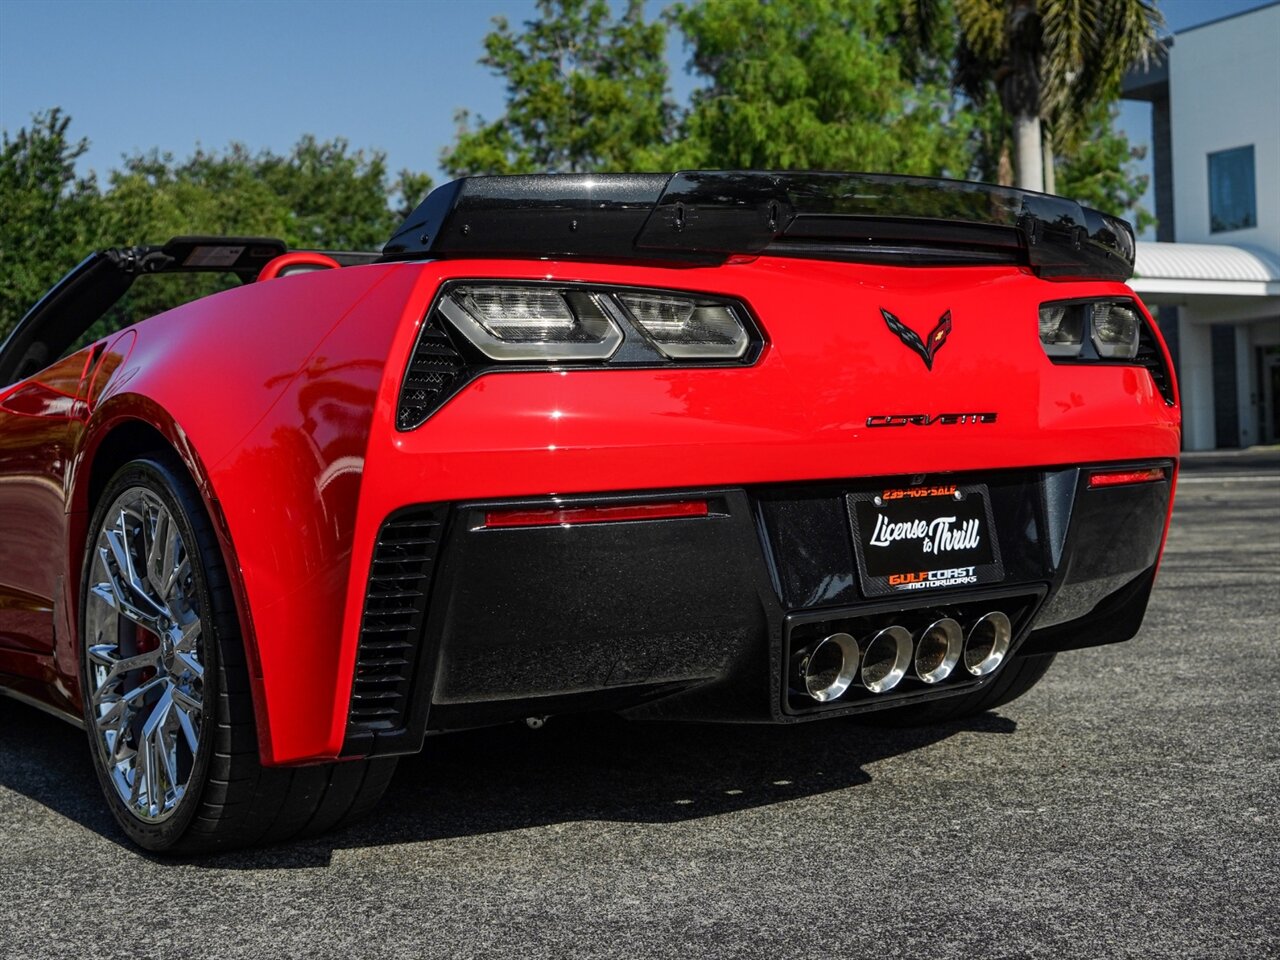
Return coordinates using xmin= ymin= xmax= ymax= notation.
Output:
xmin=1123 ymin=2 xmax=1280 ymax=450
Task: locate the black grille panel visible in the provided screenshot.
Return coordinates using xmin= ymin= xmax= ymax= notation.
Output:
xmin=346 ymin=508 xmax=445 ymax=741
xmin=1137 ymin=324 xmax=1176 ymax=406
xmin=396 ymin=323 xmax=469 ymax=430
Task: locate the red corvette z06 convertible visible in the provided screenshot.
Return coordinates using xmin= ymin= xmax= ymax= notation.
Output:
xmin=0 ymin=172 xmax=1179 ymax=852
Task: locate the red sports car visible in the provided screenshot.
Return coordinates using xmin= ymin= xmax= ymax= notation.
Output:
xmin=0 ymin=172 xmax=1179 ymax=852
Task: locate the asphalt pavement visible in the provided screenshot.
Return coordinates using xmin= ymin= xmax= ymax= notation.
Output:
xmin=1 ymin=453 xmax=1277 ymax=959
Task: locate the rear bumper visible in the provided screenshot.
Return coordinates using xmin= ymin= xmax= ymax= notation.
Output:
xmin=341 ymin=460 xmax=1173 ymax=759
xmin=228 ymin=256 xmax=1180 ymax=765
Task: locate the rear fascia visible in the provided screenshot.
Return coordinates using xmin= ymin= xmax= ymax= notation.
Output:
xmin=310 ymin=255 xmax=1179 ymax=764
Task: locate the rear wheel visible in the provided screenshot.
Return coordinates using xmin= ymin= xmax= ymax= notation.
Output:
xmin=80 ymin=455 xmax=396 ymax=853
xmin=864 ymin=653 xmax=1057 ymax=726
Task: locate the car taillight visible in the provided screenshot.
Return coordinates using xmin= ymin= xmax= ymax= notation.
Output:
xmin=615 ymin=293 xmax=749 ymax=360
xmin=1037 ymin=302 xmax=1086 ymax=357
xmin=438 ymin=285 xmax=624 ymax=361
xmin=1037 ymin=297 xmax=1176 ymax=407
xmin=396 ymin=281 xmax=762 ymax=430
xmin=484 ymin=500 xmax=710 ymax=528
xmin=1088 ymin=301 xmax=1142 ymax=358
xmin=1038 ymin=298 xmax=1143 ymax=361
xmin=436 ymin=281 xmax=756 ymax=365
xmin=1088 ymin=467 xmax=1166 ymax=489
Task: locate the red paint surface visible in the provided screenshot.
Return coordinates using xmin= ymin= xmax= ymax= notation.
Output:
xmin=0 ymin=254 xmax=1181 ymax=764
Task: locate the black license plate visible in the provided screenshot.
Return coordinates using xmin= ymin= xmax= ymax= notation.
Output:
xmin=847 ymin=483 xmax=1005 ymax=596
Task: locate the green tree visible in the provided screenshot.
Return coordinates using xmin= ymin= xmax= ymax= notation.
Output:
xmin=100 ymin=137 xmax=416 ymax=251
xmin=665 ymin=0 xmax=974 ymax=176
xmin=256 ymin=136 xmax=409 ymax=249
xmin=1055 ymin=101 xmax=1153 ymax=232
xmin=98 ymin=145 xmax=290 ymax=246
xmin=96 ymin=139 xmax=428 ymax=326
xmin=393 ymin=170 xmax=436 ymax=220
xmin=1 ymin=110 xmax=433 ymax=345
xmin=964 ymin=84 xmax=1153 ymax=226
xmin=907 ymin=0 xmax=1163 ymax=191
xmin=441 ymin=0 xmax=675 ymax=175
xmin=0 ymin=109 xmax=101 ymax=340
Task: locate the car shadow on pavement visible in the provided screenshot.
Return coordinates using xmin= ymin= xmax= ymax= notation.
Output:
xmin=0 ymin=697 xmax=1015 ymax=869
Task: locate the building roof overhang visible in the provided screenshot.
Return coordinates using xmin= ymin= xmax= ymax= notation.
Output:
xmin=1131 ymin=241 xmax=1280 ymax=299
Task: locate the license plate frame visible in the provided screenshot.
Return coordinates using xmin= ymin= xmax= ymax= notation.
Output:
xmin=847 ymin=482 xmax=1005 ymax=597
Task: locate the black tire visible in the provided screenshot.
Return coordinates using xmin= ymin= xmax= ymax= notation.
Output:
xmin=862 ymin=653 xmax=1058 ymax=727
xmin=79 ymin=454 xmax=396 ymax=854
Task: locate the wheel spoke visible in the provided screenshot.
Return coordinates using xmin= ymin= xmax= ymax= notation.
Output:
xmin=140 ymin=722 xmax=160 ymax=817
xmin=176 ymin=616 xmax=201 ymax=650
xmin=128 ymin=754 xmax=145 ymax=806
xmin=88 ymin=644 xmax=160 ymax=685
xmin=90 ymin=574 xmax=162 ymax=633
xmin=175 ymin=698 xmax=201 ymax=755
xmin=173 ymin=650 xmax=204 ymax=680
xmin=109 ymin=723 xmax=136 ymax=767
xmin=141 ymin=688 xmax=179 ymax=801
xmin=172 ymin=684 xmax=202 ymax=713
xmin=145 ymin=507 xmax=168 ymax=590
xmin=94 ymin=674 xmax=164 ymax=714
xmin=160 ymin=523 xmax=186 ymax=601
xmin=104 ymin=517 xmax=170 ymax=621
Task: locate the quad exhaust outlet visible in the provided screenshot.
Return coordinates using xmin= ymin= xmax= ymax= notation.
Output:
xmin=796 ymin=632 xmax=860 ymax=702
xmin=913 ymin=618 xmax=963 ymax=684
xmin=860 ymin=626 xmax=913 ymax=693
xmin=792 ymin=609 xmax=1015 ymax=702
xmin=963 ymin=611 xmax=1012 ymax=676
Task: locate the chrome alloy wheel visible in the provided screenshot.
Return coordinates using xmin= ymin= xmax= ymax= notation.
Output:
xmin=84 ymin=487 xmax=205 ymax=823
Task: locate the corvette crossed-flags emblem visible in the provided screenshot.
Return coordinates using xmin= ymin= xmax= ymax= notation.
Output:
xmin=880 ymin=307 xmax=953 ymax=371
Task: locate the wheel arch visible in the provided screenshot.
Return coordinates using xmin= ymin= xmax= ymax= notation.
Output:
xmin=69 ymin=398 xmax=274 ymax=762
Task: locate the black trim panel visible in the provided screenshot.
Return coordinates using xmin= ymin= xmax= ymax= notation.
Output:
xmin=341 ymin=506 xmax=448 ymax=758
xmin=352 ymin=462 xmax=1172 ymax=751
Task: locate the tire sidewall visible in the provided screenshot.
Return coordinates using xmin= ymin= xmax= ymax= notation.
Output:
xmin=78 ymin=456 xmax=222 ymax=852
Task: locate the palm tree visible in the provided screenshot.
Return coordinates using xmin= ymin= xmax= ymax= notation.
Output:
xmin=908 ymin=0 xmax=1165 ymax=192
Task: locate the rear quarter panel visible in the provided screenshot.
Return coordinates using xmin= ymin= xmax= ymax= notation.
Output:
xmin=67 ymin=264 xmax=412 ymax=760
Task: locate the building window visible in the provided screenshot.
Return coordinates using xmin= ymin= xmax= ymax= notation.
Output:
xmin=1208 ymin=145 xmax=1257 ymax=233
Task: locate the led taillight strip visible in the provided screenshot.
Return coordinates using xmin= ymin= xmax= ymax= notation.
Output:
xmin=484 ymin=500 xmax=709 ymax=529
xmin=1088 ymin=467 xmax=1166 ymax=489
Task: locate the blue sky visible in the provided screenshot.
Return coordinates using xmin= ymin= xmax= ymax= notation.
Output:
xmin=0 ymin=0 xmax=1273 ymax=221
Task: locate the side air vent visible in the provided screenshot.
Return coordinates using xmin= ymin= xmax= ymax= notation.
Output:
xmin=344 ymin=507 xmax=446 ymax=753
xmin=396 ymin=322 xmax=469 ymax=430
xmin=1136 ymin=324 xmax=1176 ymax=406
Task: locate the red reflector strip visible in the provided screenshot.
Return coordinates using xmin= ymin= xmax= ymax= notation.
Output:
xmin=484 ymin=500 xmax=710 ymax=529
xmin=1088 ymin=467 xmax=1165 ymax=489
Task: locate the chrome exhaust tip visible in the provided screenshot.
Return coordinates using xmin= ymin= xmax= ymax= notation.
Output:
xmin=796 ymin=632 xmax=860 ymax=702
xmin=914 ymin=618 xmax=963 ymax=684
xmin=861 ymin=625 xmax=913 ymax=694
xmin=964 ymin=611 xmax=1013 ymax=676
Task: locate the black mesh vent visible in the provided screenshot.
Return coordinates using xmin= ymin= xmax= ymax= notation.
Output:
xmin=346 ymin=509 xmax=445 ymax=735
xmin=397 ymin=322 xmax=469 ymax=430
xmin=1137 ymin=324 xmax=1176 ymax=406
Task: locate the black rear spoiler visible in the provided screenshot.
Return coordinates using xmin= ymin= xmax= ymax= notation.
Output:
xmin=381 ymin=171 xmax=1135 ymax=282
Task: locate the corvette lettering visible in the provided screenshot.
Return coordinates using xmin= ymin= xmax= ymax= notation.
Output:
xmin=868 ymin=513 xmax=982 ymax=555
xmin=867 ymin=413 xmax=998 ymax=427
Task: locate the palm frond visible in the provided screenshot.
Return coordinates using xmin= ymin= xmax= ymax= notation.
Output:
xmin=954 ymin=0 xmax=1005 ymax=63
